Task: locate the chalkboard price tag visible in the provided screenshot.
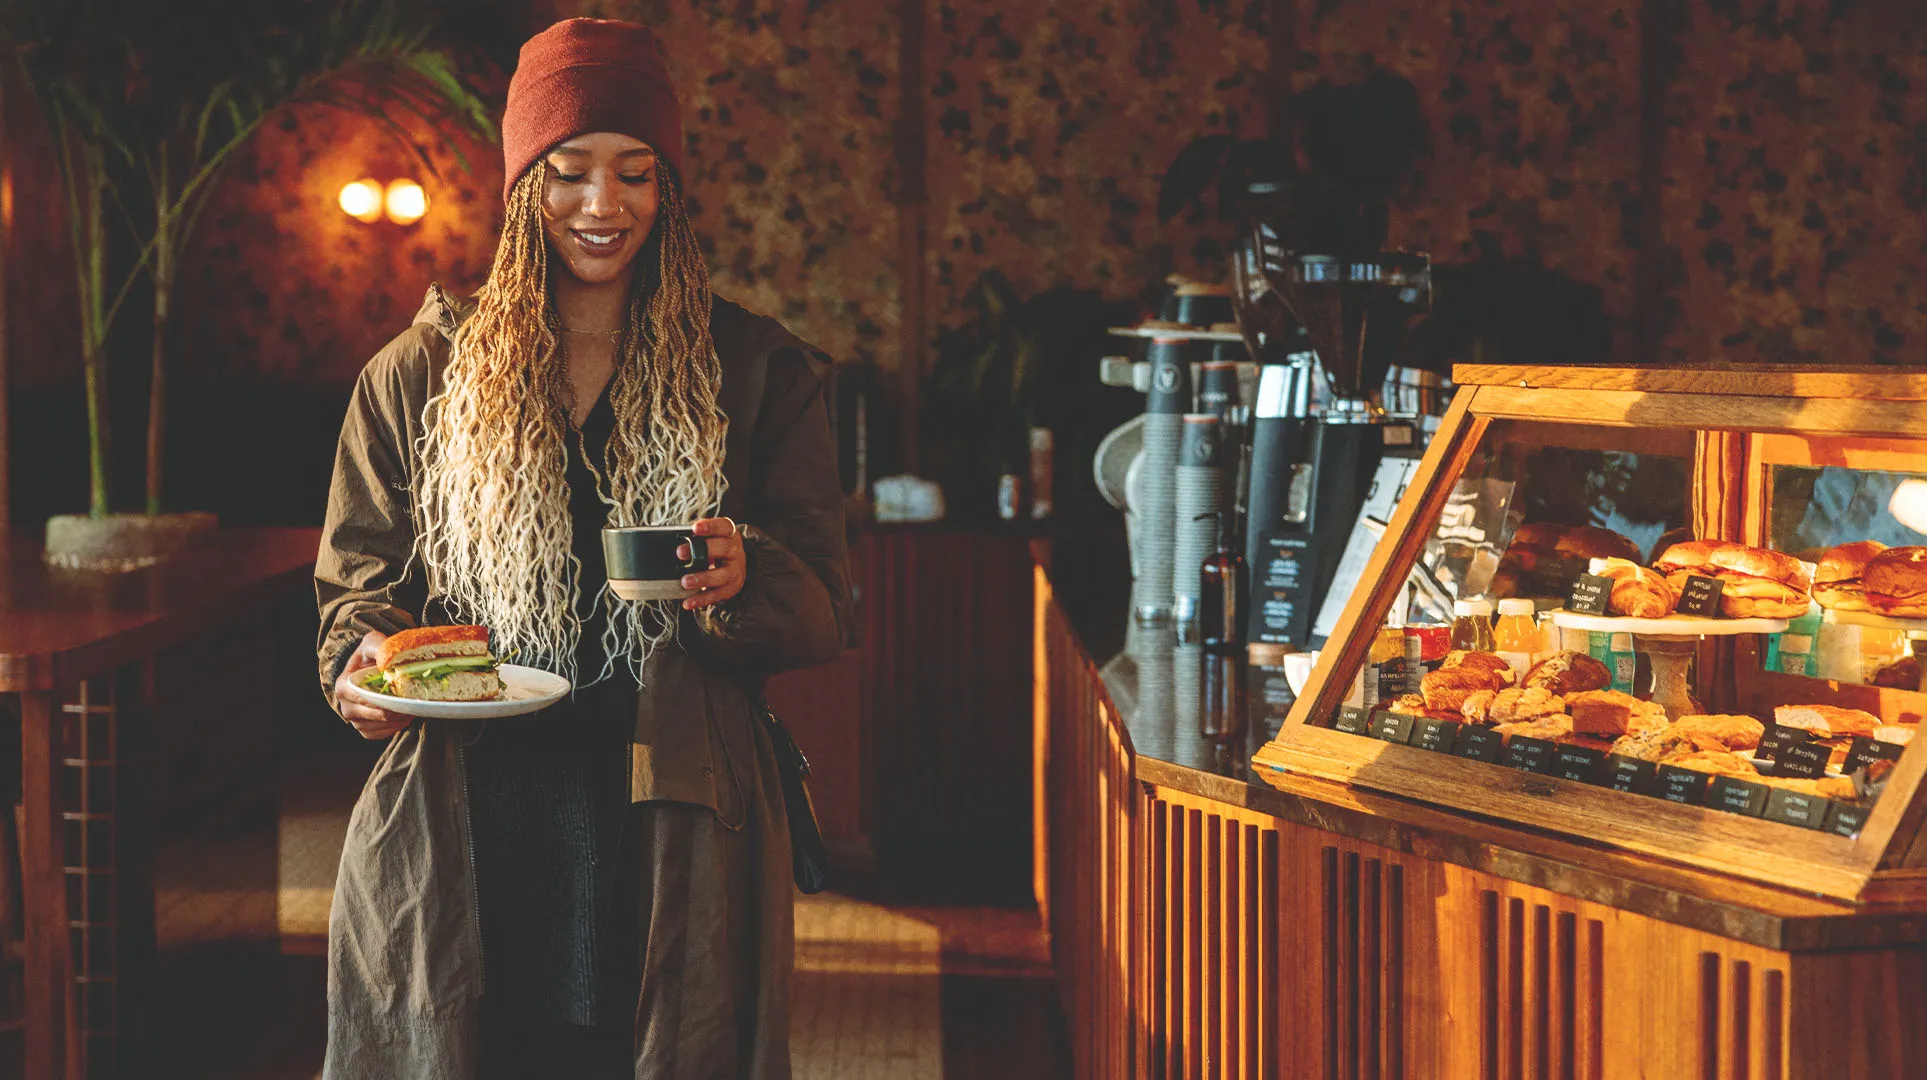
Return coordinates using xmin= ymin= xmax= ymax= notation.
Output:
xmin=1369 ymin=710 xmax=1419 ymax=745
xmin=1824 ymin=801 xmax=1870 ymax=839
xmin=1843 ymin=736 xmax=1906 ymax=775
xmin=1453 ymin=725 xmax=1505 ymax=764
xmin=1775 ymin=740 xmax=1835 ymax=780
xmin=1755 ymin=724 xmax=1814 ymax=765
xmin=1502 ymin=736 xmax=1559 ymax=775
xmin=1566 ymin=574 xmax=1614 ymax=617
xmin=1677 ymin=574 xmax=1727 ymax=617
xmin=1332 ymin=706 xmax=1369 ymax=735
xmin=1705 ymin=776 xmax=1769 ymax=817
xmin=1763 ymin=788 xmax=1830 ymax=830
xmin=1656 ymin=764 xmax=1710 ymax=805
xmin=1413 ymin=718 xmax=1460 ymax=753
xmin=1552 ymin=745 xmax=1609 ymax=785
xmin=1605 ymin=755 xmax=1658 ymax=795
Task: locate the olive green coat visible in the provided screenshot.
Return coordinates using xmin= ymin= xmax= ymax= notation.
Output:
xmin=314 ymin=287 xmax=850 ymax=1077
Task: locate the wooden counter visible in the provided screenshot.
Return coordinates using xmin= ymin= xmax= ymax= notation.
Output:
xmin=2 ymin=527 xmax=319 ymax=1080
xmin=1034 ymin=545 xmax=1927 ymax=1079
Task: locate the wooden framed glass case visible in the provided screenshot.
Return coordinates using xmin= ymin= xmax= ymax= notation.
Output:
xmin=1254 ymin=365 xmax=1927 ymax=903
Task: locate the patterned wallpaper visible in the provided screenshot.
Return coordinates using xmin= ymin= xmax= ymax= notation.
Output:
xmin=6 ymin=0 xmax=1927 ymax=396
xmin=1296 ymin=0 xmax=1645 ymax=361
xmin=1658 ymin=0 xmax=1927 ymax=366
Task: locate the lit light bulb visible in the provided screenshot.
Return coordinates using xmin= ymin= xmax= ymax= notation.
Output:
xmin=1890 ymin=479 xmax=1927 ymax=537
xmin=338 ymin=179 xmax=384 ymax=223
xmin=384 ymin=179 xmax=428 ymax=225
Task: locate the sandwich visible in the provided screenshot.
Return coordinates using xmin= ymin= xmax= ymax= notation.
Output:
xmin=363 ymin=625 xmax=505 ymax=702
xmin=1812 ymin=541 xmax=1888 ymax=612
xmin=1652 ymin=539 xmax=1812 ymax=619
xmin=1863 ymin=546 xmax=1927 ymax=618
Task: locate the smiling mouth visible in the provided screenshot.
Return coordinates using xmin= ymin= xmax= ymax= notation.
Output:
xmin=571 ymin=228 xmax=627 ymax=253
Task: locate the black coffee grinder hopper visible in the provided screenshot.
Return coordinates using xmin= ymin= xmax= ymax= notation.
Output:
xmin=1232 ymin=219 xmax=1431 ymax=651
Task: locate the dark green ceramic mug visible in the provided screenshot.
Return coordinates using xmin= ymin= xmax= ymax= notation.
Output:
xmin=602 ymin=525 xmax=709 ymax=601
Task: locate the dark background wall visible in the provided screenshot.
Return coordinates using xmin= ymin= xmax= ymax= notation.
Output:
xmin=2 ymin=0 xmax=1925 ymax=527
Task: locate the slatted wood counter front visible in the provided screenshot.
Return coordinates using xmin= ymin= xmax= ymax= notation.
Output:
xmin=1034 ymin=557 xmax=1927 ymax=1080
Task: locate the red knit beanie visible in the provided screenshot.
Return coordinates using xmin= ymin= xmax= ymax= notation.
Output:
xmin=500 ymin=18 xmax=684 ymax=202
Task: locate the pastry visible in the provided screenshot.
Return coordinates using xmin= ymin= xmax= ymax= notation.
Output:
xmin=1567 ymin=689 xmax=1667 ymax=738
xmin=1522 ymin=651 xmax=1612 ymax=695
xmin=1421 ymin=664 xmax=1508 ymax=714
xmin=1813 ymin=541 xmax=1888 ymax=612
xmin=1464 ymin=687 xmax=1567 ymax=725
xmin=1666 ymin=713 xmax=1766 ymax=753
xmin=1553 ymin=526 xmax=1643 ymax=564
xmin=1873 ymin=655 xmax=1922 ymax=690
xmin=1653 ymin=540 xmax=1812 ymax=619
xmin=1773 ymin=704 xmax=1880 ymax=739
xmin=1608 ymin=729 xmax=1670 ymax=761
xmin=1658 ymin=748 xmax=1761 ymax=778
xmin=1759 ymin=774 xmax=1857 ymax=800
xmin=1493 ymin=714 xmax=1573 ymax=742
xmin=1441 ymin=650 xmax=1515 ymax=681
xmin=1590 ymin=558 xmax=1678 ymax=619
xmin=1863 ymin=546 xmax=1927 ymax=618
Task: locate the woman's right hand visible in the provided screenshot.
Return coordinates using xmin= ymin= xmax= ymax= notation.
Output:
xmin=336 ymin=631 xmax=414 ymax=740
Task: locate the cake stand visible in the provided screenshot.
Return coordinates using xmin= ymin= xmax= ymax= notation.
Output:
xmin=1549 ymin=611 xmax=1790 ymax=719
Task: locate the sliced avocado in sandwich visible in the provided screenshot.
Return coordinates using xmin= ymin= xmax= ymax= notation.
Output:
xmin=390 ymin=655 xmax=502 ymax=682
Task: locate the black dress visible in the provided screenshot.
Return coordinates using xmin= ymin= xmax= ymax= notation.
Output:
xmin=464 ymin=381 xmax=641 ymax=1039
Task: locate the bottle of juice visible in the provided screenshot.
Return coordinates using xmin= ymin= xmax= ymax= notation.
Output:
xmin=1494 ymin=599 xmax=1539 ymax=681
xmin=1450 ymin=599 xmax=1495 ymax=652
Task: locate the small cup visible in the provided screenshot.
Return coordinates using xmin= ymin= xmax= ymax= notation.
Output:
xmin=602 ymin=525 xmax=710 ymax=601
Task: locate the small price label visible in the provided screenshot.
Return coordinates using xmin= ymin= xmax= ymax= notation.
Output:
xmin=1566 ymin=574 xmax=1614 ymax=616
xmin=1605 ymin=755 xmax=1658 ymax=795
xmin=1502 ymin=736 xmax=1559 ymax=775
xmin=1843 ymin=736 xmax=1906 ymax=775
xmin=1553 ymin=745 xmax=1609 ymax=785
xmin=1413 ymin=718 xmax=1460 ymax=753
xmin=1824 ymin=801 xmax=1870 ymax=839
xmin=1755 ymin=724 xmax=1814 ymax=764
xmin=1706 ymin=776 xmax=1769 ymax=817
xmin=1453 ymin=726 xmax=1505 ymax=764
xmin=1333 ymin=706 xmax=1369 ymax=735
xmin=1775 ymin=740 xmax=1835 ymax=780
xmin=1677 ymin=574 xmax=1727 ymax=617
xmin=1763 ymin=789 xmax=1829 ymax=830
xmin=1369 ymin=710 xmax=1419 ymax=745
xmin=1656 ymin=764 xmax=1710 ymax=804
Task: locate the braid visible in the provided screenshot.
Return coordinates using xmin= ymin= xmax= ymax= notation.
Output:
xmin=417 ymin=161 xmax=728 ymax=687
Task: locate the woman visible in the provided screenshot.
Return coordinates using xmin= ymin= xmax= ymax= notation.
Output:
xmin=314 ymin=18 xmax=848 ymax=1079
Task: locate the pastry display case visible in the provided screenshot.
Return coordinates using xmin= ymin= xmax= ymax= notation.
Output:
xmin=1254 ymin=365 xmax=1927 ymax=902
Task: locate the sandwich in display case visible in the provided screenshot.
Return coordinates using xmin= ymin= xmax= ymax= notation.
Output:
xmin=1255 ymin=365 xmax=1927 ymax=903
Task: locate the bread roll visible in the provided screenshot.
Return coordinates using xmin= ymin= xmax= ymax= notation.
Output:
xmin=1813 ymin=541 xmax=1888 ymax=611
xmin=387 ymin=669 xmax=506 ymax=701
xmin=1864 ymin=546 xmax=1927 ymax=618
xmin=1658 ymin=748 xmax=1761 ymax=778
xmin=1773 ymin=704 xmax=1880 ymax=738
xmin=1523 ymin=651 xmax=1612 ymax=695
xmin=1657 ymin=540 xmax=1812 ymax=618
xmin=1652 ymin=539 xmax=1722 ymax=576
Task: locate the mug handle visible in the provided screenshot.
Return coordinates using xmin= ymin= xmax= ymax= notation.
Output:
xmin=682 ymin=535 xmax=709 ymax=569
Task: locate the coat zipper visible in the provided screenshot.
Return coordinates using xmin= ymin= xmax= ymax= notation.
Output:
xmin=456 ymin=742 xmax=487 ymax=992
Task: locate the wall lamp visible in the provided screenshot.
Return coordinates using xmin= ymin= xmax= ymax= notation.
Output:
xmin=339 ymin=178 xmax=428 ymax=226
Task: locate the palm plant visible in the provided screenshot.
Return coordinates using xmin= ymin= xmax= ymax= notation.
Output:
xmin=1 ymin=0 xmax=496 ymax=519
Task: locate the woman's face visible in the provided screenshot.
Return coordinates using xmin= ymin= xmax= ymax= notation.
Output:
xmin=540 ymin=132 xmax=660 ymax=286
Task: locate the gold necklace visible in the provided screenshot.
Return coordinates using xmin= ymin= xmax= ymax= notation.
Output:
xmin=559 ymin=325 xmax=623 ymax=337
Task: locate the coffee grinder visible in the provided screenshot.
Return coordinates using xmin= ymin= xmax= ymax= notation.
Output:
xmin=1233 ymin=222 xmax=1431 ymax=650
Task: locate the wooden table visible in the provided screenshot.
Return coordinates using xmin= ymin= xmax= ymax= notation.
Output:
xmin=0 ymin=527 xmax=319 ymax=1079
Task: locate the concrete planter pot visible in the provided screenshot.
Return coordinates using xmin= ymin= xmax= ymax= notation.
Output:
xmin=44 ymin=512 xmax=219 ymax=572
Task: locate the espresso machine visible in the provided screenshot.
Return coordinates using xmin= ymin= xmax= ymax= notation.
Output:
xmin=1233 ymin=217 xmax=1432 ymax=651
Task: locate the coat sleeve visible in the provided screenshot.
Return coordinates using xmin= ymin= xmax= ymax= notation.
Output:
xmin=315 ymin=350 xmax=427 ymax=707
xmin=690 ymin=346 xmax=852 ymax=676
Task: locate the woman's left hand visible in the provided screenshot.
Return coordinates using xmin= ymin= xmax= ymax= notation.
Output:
xmin=679 ymin=517 xmax=747 ymax=610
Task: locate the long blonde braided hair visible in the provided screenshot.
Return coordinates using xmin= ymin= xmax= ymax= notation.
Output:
xmin=413 ymin=161 xmax=729 ymax=685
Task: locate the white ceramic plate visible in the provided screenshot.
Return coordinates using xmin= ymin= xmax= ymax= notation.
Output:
xmin=339 ymin=663 xmax=571 ymax=720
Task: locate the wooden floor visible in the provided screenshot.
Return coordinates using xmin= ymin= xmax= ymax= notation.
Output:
xmin=21 ymin=753 xmax=1070 ymax=1079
